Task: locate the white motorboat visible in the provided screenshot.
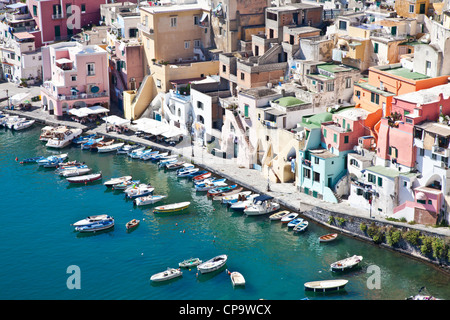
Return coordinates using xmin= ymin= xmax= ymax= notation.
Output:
xmin=153 ymin=201 xmax=190 ymax=214
xmin=12 ymin=119 xmax=35 ymax=130
xmin=128 ymin=147 xmax=146 ymax=158
xmin=304 ymin=279 xmax=348 ymax=292
xmin=72 ymin=215 xmax=113 ymax=227
xmin=116 ymin=144 xmax=139 ymax=154
xmin=113 ymin=179 xmax=140 ymax=190
xmin=140 ymin=150 xmax=159 ymax=161
xmin=104 ymin=175 xmax=133 ymax=187
xmin=46 ymin=127 xmax=82 ymax=148
xmin=39 ymin=126 xmax=62 ymax=141
xmin=243 ymin=195 xmax=280 ymax=216
xmin=177 ymin=167 xmax=199 ymax=177
xmin=75 ymin=219 xmax=114 ymax=233
xmin=66 ymin=172 xmax=102 ymax=184
xmin=150 ymin=268 xmax=182 ymax=282
xmin=281 ymin=212 xmax=299 ymax=224
xmin=125 ymin=184 xmax=154 ymax=199
xmin=195 ymin=179 xmax=227 ymax=192
xmin=330 ymin=255 xmax=363 ymax=272
xmin=229 ymin=271 xmax=245 ymax=287
xmin=197 ymin=254 xmax=228 ymax=274
xmin=60 ymin=167 xmax=92 ymax=177
xmin=97 ymin=142 xmax=125 ymax=153
xmin=37 ymin=154 xmax=69 ymax=166
xmin=4 ymin=116 xmax=25 ymax=129
xmin=134 ymin=195 xmax=167 ymax=206
xmin=229 ymin=197 xmax=258 ymax=212
xmin=221 ymin=191 xmax=252 ymax=204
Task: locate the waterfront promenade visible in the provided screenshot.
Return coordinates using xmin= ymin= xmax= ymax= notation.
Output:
xmin=2 ymin=84 xmax=450 ymax=240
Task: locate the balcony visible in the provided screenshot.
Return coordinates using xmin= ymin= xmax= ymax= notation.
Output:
xmin=58 ymin=91 xmax=108 ymax=101
xmin=52 ymin=13 xmax=64 ymax=20
xmin=137 ymin=23 xmax=153 ymax=35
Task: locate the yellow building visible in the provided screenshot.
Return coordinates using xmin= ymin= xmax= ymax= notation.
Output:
xmin=124 ymin=3 xmax=219 ymax=120
xmin=395 ymin=0 xmax=430 ymax=19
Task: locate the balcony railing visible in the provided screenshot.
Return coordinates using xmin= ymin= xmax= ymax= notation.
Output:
xmin=137 ymin=23 xmax=153 ymax=35
xmin=52 ymin=13 xmax=64 ymax=20
xmin=59 ymin=91 xmax=108 ymax=101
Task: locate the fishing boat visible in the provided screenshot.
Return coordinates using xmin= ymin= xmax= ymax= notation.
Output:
xmin=207 ymin=184 xmax=238 ymax=197
xmin=72 ymin=215 xmax=113 ymax=227
xmin=229 ymin=194 xmax=261 ymax=212
xmin=194 ymin=179 xmax=227 ymax=192
xmin=148 ymin=152 xmax=168 ymax=161
xmin=46 ymin=127 xmax=83 ymax=148
xmin=175 ymin=163 xmax=195 ymax=175
xmin=72 ymin=134 xmax=96 ymax=145
xmin=4 ymin=116 xmax=26 ymax=129
xmin=116 ymin=144 xmax=139 ymax=154
xmin=12 ymin=119 xmax=35 ymax=130
xmin=37 ymin=154 xmax=68 ymax=166
xmin=212 ymin=187 xmax=244 ymax=201
xmin=89 ymin=139 xmax=115 ymax=152
xmin=134 ymin=195 xmax=167 ymax=206
xmin=19 ymin=156 xmax=44 ymax=164
xmin=81 ymin=137 xmax=104 ymax=150
xmin=153 ymin=201 xmax=191 ymax=214
xmin=330 ymin=255 xmax=363 ymax=272
xmin=192 ymin=172 xmax=211 ymax=182
xmin=244 ymin=195 xmax=280 ymax=216
xmin=59 ymin=167 xmax=92 ymax=177
xmin=281 ymin=212 xmax=299 ymax=224
xmin=319 ymin=233 xmax=338 ymax=243
xmin=150 ymin=268 xmax=182 ymax=282
xmin=197 ymin=254 xmax=228 ymax=274
xmin=97 ymin=142 xmax=124 ymax=153
xmin=66 ymin=172 xmax=102 ymax=184
xmin=75 ymin=218 xmax=114 ymax=233
xmin=179 ymin=257 xmax=202 ymax=268
xmin=103 ymin=175 xmax=133 ymax=187
xmin=126 ymin=219 xmax=140 ymax=230
xmin=293 ymin=220 xmax=309 ymax=233
xmin=140 ymin=150 xmax=159 ymax=161
xmin=304 ymin=279 xmax=348 ymax=292
xmin=269 ymin=210 xmax=290 ymax=221
xmin=112 ymin=179 xmax=140 ymax=190
xmin=125 ymin=184 xmax=154 ymax=199
xmin=128 ymin=146 xmax=146 ymax=158
xmin=229 ymin=271 xmax=245 ymax=287
xmin=158 ymin=155 xmax=178 ymax=166
xmin=165 ymin=161 xmax=185 ymax=170
xmin=221 ymin=191 xmax=252 ymax=204
xmin=55 ymin=161 xmax=84 ymax=171
xmin=287 ymin=217 xmax=304 ymax=228
xmin=177 ymin=167 xmax=200 ymax=178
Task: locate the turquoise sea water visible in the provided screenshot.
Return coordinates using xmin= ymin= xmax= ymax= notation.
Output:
xmin=1 ymin=125 xmax=449 ymax=300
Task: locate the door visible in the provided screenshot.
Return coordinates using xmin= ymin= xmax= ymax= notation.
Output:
xmin=54 ymin=26 xmax=60 ymax=40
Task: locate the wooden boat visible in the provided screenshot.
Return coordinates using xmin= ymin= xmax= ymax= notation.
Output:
xmin=244 ymin=195 xmax=280 ymax=216
xmin=140 ymin=150 xmax=159 ymax=161
xmin=128 ymin=147 xmax=146 ymax=158
xmin=66 ymin=172 xmax=102 ymax=184
xmin=150 ymin=268 xmax=182 ymax=282
xmin=269 ymin=210 xmax=291 ymax=221
xmin=207 ymin=184 xmax=238 ymax=197
xmin=197 ymin=254 xmax=228 ymax=274
xmin=126 ymin=219 xmax=140 ymax=230
xmin=287 ymin=218 xmax=304 ymax=228
xmin=60 ymin=167 xmax=92 ymax=177
xmin=192 ymin=172 xmax=211 ymax=182
xmin=293 ymin=220 xmax=309 ymax=233
xmin=178 ymin=257 xmax=202 ymax=268
xmin=103 ymin=175 xmax=133 ymax=187
xmin=177 ymin=168 xmax=202 ymax=178
xmin=319 ymin=233 xmax=338 ymax=243
xmin=330 ymin=255 xmax=363 ymax=271
xmin=153 ymin=201 xmax=191 ymax=214
xmin=229 ymin=194 xmax=261 ymax=211
xmin=125 ymin=184 xmax=154 ymax=199
xmin=281 ymin=212 xmax=298 ymax=224
xmin=113 ymin=179 xmax=140 ymax=190
xmin=195 ymin=179 xmax=227 ymax=192
xmin=229 ymin=271 xmax=245 ymax=287
xmin=72 ymin=134 xmax=96 ymax=145
xmin=19 ymin=156 xmax=44 ymax=164
xmin=134 ymin=195 xmax=167 ymax=206
xmin=97 ymin=142 xmax=124 ymax=153
xmin=221 ymin=191 xmax=252 ymax=204
xmin=72 ymin=215 xmax=113 ymax=227
xmin=75 ymin=218 xmax=114 ymax=233
xmin=212 ymin=187 xmax=244 ymax=201
xmin=304 ymin=279 xmax=348 ymax=292
xmin=81 ymin=137 xmax=104 ymax=150
xmin=149 ymin=152 xmax=168 ymax=161
xmin=165 ymin=161 xmax=185 ymax=170
xmin=116 ymin=144 xmax=139 ymax=154
xmin=89 ymin=139 xmax=115 ymax=152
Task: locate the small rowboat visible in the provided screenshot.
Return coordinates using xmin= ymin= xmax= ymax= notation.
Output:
xmin=153 ymin=201 xmax=191 ymax=214
xmin=304 ymin=279 xmax=348 ymax=292
xmin=19 ymin=156 xmax=44 ymax=164
xmin=319 ymin=233 xmax=338 ymax=243
xmin=229 ymin=271 xmax=245 ymax=287
xmin=197 ymin=254 xmax=228 ymax=274
xmin=134 ymin=195 xmax=167 ymax=206
xmin=193 ymin=172 xmax=211 ymax=182
xmin=330 ymin=255 xmax=363 ymax=271
xmin=150 ymin=268 xmax=182 ymax=282
xmin=281 ymin=212 xmax=298 ymax=224
xmin=269 ymin=210 xmax=290 ymax=221
xmin=179 ymin=257 xmax=202 ymax=268
xmin=104 ymin=175 xmax=132 ymax=187
xmin=126 ymin=219 xmax=140 ymax=230
xmin=287 ymin=218 xmax=304 ymax=228
xmin=67 ymin=172 xmax=102 ymax=184
xmin=293 ymin=220 xmax=309 ymax=233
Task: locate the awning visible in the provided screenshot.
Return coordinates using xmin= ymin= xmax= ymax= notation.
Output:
xmin=265 ymin=108 xmax=286 ymax=116
xmin=253 ymin=195 xmax=274 ymax=203
xmin=200 ymin=12 xmax=208 ymax=23
xmin=56 ymin=58 xmax=72 ymax=64
xmin=13 ymin=32 xmax=35 ymax=40
xmin=149 ymin=124 xmax=170 ymax=136
xmin=7 ymin=3 xmax=27 ymax=9
xmin=102 ymin=115 xmax=130 ymax=126
xmin=162 ymin=127 xmax=184 ymax=138
xmin=69 ymin=108 xmax=89 ymax=117
xmin=86 ymin=105 xmax=109 ymax=114
xmin=9 ymin=92 xmax=30 ymax=104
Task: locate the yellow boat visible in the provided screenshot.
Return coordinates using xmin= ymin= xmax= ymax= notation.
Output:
xmin=153 ymin=201 xmax=191 ymax=213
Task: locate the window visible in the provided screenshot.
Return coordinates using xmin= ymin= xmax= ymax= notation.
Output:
xmin=323 ymin=129 xmax=327 ymax=138
xmin=194 ymin=39 xmax=201 ymax=48
xmin=374 ymin=42 xmax=379 ymax=53
xmin=344 ymin=136 xmax=349 ymax=143
xmin=371 ymin=92 xmax=379 ymax=105
xmin=409 ymin=5 xmax=414 ymax=13
xmin=419 ymin=3 xmax=425 ymax=14
xmin=71 ymin=75 xmax=77 ymax=81
xmin=333 ymin=133 xmax=337 ymax=143
xmin=327 ymin=82 xmax=334 ymax=92
xmin=427 ymin=199 xmax=432 ymax=205
xmin=81 ymin=4 xmax=86 ymax=13
xmin=33 ymin=5 xmax=37 ymax=16
xmin=184 ymin=41 xmax=190 ymax=49
xmin=338 ymin=20 xmax=347 ymax=30
xmin=303 ymin=168 xmax=311 ymax=179
xmin=194 ymin=15 xmax=200 ymax=25
xmin=222 ymin=65 xmax=226 ymax=73
xmin=314 ymin=157 xmax=319 ymax=164
xmin=197 ymin=101 xmax=204 ymax=110
xmin=86 ymin=63 xmax=95 ymax=76
xmin=350 ymin=159 xmax=359 ymax=168
xmin=377 ymin=177 xmax=383 ymax=187
xmin=170 ymin=16 xmax=177 ymax=27
xmin=156 ymin=79 xmax=161 ymax=88
xmin=368 ymin=173 xmax=376 ymax=184
xmin=345 ymin=77 xmax=352 ymax=88
xmin=313 ymin=172 xmax=320 ymax=182
xmin=240 ymin=72 xmax=245 ymax=80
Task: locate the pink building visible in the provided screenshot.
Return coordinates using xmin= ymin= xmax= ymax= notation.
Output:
xmin=376 ymin=83 xmax=450 ymax=170
xmin=40 ymin=42 xmax=110 ymax=119
xmin=27 ymin=0 xmax=128 ymax=45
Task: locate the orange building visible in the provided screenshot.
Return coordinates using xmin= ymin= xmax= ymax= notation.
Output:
xmin=353 ymin=63 xmax=449 ymax=143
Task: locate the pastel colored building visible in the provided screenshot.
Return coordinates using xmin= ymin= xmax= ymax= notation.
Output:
xmin=40 ymin=42 xmax=110 ymax=119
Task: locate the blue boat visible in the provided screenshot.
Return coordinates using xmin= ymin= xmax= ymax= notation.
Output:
xmin=81 ymin=137 xmax=104 ymax=150
xmin=140 ymin=150 xmax=159 ymax=161
xmin=37 ymin=154 xmax=68 ymax=167
xmin=19 ymin=156 xmax=44 ymax=164
xmin=72 ymin=134 xmax=97 ymax=145
xmin=75 ymin=218 xmax=114 ymax=233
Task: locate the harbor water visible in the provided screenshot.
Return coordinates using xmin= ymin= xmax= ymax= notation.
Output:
xmin=1 ymin=125 xmax=450 ymax=300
